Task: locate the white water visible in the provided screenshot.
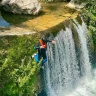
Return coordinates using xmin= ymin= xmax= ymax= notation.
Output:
xmin=73 ymin=19 xmax=92 ymax=77
xmin=44 ymin=19 xmax=96 ymax=96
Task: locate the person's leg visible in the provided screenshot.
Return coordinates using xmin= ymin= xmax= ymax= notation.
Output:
xmin=42 ymin=58 xmax=47 ymax=66
xmin=41 ymin=49 xmax=47 ymax=59
xmin=38 ymin=49 xmax=42 ymax=61
xmin=41 ymin=49 xmax=47 ymax=66
xmin=34 ymin=53 xmax=39 ymax=63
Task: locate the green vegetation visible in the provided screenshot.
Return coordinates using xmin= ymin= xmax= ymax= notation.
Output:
xmin=0 ymin=0 xmax=96 ymax=95
xmin=81 ymin=0 xmax=96 ymax=67
xmin=0 ymin=35 xmax=41 ymax=96
xmin=81 ymin=0 xmax=96 ymax=45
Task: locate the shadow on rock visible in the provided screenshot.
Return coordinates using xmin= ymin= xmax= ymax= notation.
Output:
xmin=0 ymin=10 xmax=45 ymax=25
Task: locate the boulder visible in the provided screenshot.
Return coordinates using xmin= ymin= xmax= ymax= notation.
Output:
xmin=0 ymin=0 xmax=42 ymax=15
xmin=67 ymin=0 xmax=85 ymax=9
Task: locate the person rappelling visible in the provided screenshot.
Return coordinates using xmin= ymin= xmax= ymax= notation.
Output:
xmin=32 ymin=35 xmax=55 ymax=69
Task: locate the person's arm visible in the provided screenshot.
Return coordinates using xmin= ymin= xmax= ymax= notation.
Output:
xmin=46 ymin=39 xmax=55 ymax=44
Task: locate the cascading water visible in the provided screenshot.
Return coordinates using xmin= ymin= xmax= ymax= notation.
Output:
xmin=43 ymin=18 xmax=96 ymax=96
xmin=45 ymin=28 xmax=80 ymax=96
xmin=73 ymin=19 xmax=91 ymax=77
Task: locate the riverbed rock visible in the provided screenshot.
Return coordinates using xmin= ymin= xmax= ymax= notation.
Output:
xmin=0 ymin=0 xmax=42 ymax=15
xmin=67 ymin=0 xmax=85 ymax=9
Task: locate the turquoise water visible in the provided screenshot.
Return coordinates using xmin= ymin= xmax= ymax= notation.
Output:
xmin=0 ymin=13 xmax=10 ymax=27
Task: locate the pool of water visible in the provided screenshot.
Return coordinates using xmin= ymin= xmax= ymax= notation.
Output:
xmin=0 ymin=12 xmax=10 ymax=27
xmin=0 ymin=10 xmax=36 ymax=27
xmin=0 ymin=2 xmax=78 ymax=29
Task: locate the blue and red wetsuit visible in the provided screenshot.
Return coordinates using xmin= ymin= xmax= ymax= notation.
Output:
xmin=34 ymin=39 xmax=52 ymax=65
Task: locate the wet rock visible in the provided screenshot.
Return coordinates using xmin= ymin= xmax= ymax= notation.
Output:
xmin=0 ymin=0 xmax=42 ymax=15
xmin=67 ymin=0 xmax=85 ymax=9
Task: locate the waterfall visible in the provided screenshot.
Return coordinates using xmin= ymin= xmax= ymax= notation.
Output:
xmin=43 ymin=18 xmax=96 ymax=96
xmin=73 ymin=19 xmax=91 ymax=77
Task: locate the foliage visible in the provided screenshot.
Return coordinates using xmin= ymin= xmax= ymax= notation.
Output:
xmin=81 ymin=0 xmax=96 ymax=44
xmin=0 ymin=35 xmax=41 ymax=96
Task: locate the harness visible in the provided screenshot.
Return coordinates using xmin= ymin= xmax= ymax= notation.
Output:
xmin=39 ymin=39 xmax=47 ymax=48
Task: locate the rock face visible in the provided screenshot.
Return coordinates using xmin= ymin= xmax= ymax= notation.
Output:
xmin=40 ymin=0 xmax=69 ymax=2
xmin=0 ymin=0 xmax=42 ymax=15
xmin=67 ymin=0 xmax=85 ymax=9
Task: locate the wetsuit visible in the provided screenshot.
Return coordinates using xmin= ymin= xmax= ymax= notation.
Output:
xmin=34 ymin=39 xmax=52 ymax=64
